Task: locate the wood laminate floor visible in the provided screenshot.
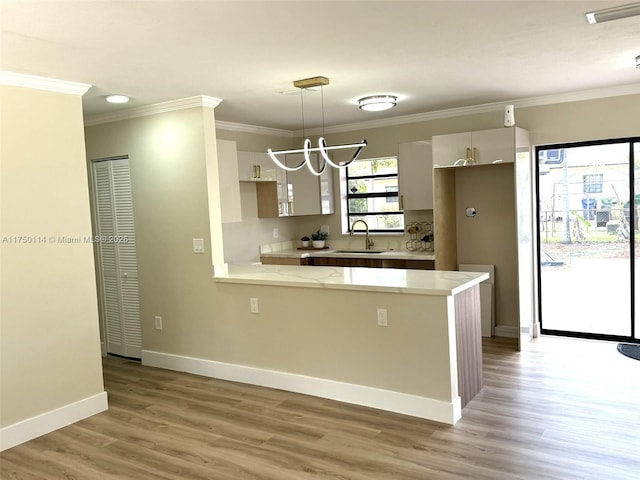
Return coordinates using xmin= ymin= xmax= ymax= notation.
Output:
xmin=1 ymin=336 xmax=639 ymax=479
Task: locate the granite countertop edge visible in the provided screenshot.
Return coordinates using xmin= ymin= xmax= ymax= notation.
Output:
xmin=213 ymin=264 xmax=487 ymax=296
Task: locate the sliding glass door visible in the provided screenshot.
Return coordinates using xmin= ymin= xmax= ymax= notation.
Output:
xmin=537 ymin=138 xmax=637 ymax=341
xmin=635 ymin=142 xmax=639 ymax=340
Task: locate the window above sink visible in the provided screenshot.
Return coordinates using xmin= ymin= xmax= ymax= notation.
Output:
xmin=341 ymin=156 xmax=404 ymax=234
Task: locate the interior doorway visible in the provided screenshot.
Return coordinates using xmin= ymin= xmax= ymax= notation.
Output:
xmin=536 ymin=138 xmax=638 ymax=341
xmin=91 ymin=156 xmax=142 ymax=358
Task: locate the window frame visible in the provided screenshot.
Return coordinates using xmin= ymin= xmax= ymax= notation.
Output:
xmin=344 ymin=156 xmax=404 ymax=234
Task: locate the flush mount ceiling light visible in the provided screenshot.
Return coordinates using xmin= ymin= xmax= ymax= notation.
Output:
xmin=267 ymin=76 xmax=367 ymax=176
xmin=585 ymin=2 xmax=640 ymax=24
xmin=105 ymin=94 xmax=130 ymax=104
xmin=358 ymin=95 xmax=397 ymax=112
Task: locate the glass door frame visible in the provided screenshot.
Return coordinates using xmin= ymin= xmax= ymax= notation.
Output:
xmin=535 ymin=136 xmax=638 ymax=343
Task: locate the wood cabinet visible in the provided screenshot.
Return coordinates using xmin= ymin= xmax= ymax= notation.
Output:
xmin=260 ymin=256 xmax=302 ymax=266
xmin=432 ymin=127 xmax=519 ymax=166
xmin=433 ymin=127 xmax=535 ymax=350
xmin=261 ymin=255 xmax=434 ymax=270
xmin=241 ymin=151 xmax=334 ymax=218
xmin=454 ymin=284 xmax=483 ymax=407
xmin=398 ymin=140 xmax=433 ymax=210
xmin=308 ymin=257 xmax=384 ymax=268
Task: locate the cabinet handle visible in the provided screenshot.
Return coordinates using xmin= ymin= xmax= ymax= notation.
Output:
xmin=466 ymin=147 xmax=471 ymax=162
xmin=399 ymin=194 xmax=404 ymax=210
xmin=473 ymin=147 xmax=478 ymax=164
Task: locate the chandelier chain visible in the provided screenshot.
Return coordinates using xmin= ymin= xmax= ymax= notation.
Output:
xmin=300 ymin=87 xmax=306 ymax=139
xmin=321 ymin=85 xmax=326 ymax=138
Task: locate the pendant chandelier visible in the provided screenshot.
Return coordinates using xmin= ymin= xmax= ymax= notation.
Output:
xmin=267 ymin=76 xmax=367 ymax=176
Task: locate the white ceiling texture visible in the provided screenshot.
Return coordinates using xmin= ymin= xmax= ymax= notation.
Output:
xmin=2 ymin=1 xmax=639 ymax=132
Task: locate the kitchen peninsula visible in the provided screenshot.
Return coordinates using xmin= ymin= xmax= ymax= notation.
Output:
xmin=207 ymin=264 xmax=488 ymax=425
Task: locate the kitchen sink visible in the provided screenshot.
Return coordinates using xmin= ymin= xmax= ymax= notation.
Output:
xmin=332 ymin=250 xmax=384 ymax=254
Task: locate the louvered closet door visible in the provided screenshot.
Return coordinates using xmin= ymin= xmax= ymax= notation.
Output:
xmin=93 ymin=158 xmax=142 ymax=358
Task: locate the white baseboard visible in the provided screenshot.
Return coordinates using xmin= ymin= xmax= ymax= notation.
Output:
xmin=494 ymin=325 xmax=519 ymax=338
xmin=0 ymin=391 xmax=108 ymax=452
xmin=142 ymin=350 xmax=461 ymax=425
xmin=533 ymin=321 xmax=541 ymax=338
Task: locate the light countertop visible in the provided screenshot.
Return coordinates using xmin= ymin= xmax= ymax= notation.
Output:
xmin=214 ymin=263 xmax=487 ymax=296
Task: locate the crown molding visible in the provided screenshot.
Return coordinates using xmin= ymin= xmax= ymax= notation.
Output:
xmin=0 ymin=71 xmax=91 ymax=96
xmin=84 ymin=95 xmax=222 ymax=126
xmin=201 ymin=96 xmax=223 ymax=109
xmin=215 ymin=120 xmax=293 ymax=138
xmin=298 ymin=103 xmax=501 ymax=137
xmin=83 ymin=82 xmax=640 ymax=133
xmin=296 ymin=82 xmax=640 ymax=136
xmin=510 ymin=82 xmax=640 ymax=108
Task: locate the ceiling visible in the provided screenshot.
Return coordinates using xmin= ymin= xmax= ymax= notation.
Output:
xmin=2 ymin=1 xmax=639 ymax=132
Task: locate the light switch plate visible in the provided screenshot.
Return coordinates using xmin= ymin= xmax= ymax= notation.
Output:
xmin=377 ymin=308 xmax=388 ymax=327
xmin=193 ymin=238 xmax=205 ymax=254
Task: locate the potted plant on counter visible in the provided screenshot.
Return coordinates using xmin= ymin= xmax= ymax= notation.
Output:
xmin=300 ymin=236 xmax=311 ymax=248
xmin=311 ymin=230 xmax=328 ymax=248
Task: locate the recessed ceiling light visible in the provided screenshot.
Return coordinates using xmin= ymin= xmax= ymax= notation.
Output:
xmin=105 ymin=94 xmax=130 ymax=104
xmin=358 ymin=95 xmax=397 ymax=112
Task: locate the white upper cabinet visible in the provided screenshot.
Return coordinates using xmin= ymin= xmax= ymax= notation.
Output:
xmin=237 ymin=151 xmax=278 ymax=181
xmin=432 ymin=127 xmax=523 ymax=167
xmin=398 ymin=141 xmax=433 ymax=210
xmin=282 ymin=153 xmax=334 ymax=216
xmin=432 ymin=132 xmax=470 ymax=167
xmin=471 ymin=128 xmax=515 ymax=165
xmin=284 ymin=153 xmax=321 ymax=216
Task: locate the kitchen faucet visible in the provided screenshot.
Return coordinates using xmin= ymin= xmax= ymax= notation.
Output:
xmin=349 ymin=219 xmax=375 ymax=250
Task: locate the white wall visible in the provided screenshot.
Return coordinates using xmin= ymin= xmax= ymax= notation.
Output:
xmin=0 ymin=83 xmax=106 ymax=449
xmin=85 ymin=106 xmax=222 ymax=359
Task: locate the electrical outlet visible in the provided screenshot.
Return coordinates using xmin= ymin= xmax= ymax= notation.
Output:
xmin=377 ymin=308 xmax=388 ymax=327
xmin=321 ymin=225 xmax=330 ymax=234
xmin=154 ymin=315 xmax=163 ymax=330
xmin=250 ymin=297 xmax=259 ymax=313
xmin=273 ymin=228 xmax=279 ymax=239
